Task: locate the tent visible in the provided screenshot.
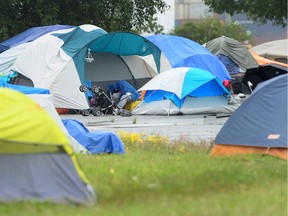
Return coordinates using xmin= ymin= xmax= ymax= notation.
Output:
xmin=0 ymin=24 xmax=74 ymax=53
xmin=27 ymin=94 xmax=87 ymax=153
xmin=0 ymin=88 xmax=95 ymax=204
xmin=204 ymin=35 xmax=259 ymax=75
xmin=0 ymin=28 xmax=75 ymax=76
xmin=249 ymin=50 xmax=288 ymax=67
xmin=132 ymin=67 xmax=238 ymax=115
xmin=0 ymin=78 xmax=49 ymax=94
xmin=145 ymin=34 xmax=231 ymax=82
xmin=211 ymin=74 xmax=288 ymax=160
xmin=10 ymin=25 xmax=163 ymax=109
xmin=250 ymin=39 xmax=288 ymax=63
xmin=0 ymin=43 xmax=31 ymax=76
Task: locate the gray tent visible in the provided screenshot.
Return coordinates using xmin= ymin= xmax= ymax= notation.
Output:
xmin=250 ymin=39 xmax=288 ymax=64
xmin=204 ymin=35 xmax=258 ymax=74
xmin=211 ymin=74 xmax=288 ymax=159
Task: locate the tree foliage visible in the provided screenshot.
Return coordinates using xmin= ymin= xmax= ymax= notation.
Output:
xmin=203 ymin=0 xmax=287 ymax=27
xmin=0 ymin=0 xmax=169 ymax=41
xmin=170 ymin=18 xmax=253 ymax=45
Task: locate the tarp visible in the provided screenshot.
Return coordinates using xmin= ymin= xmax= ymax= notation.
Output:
xmin=62 ymin=119 xmax=125 ymax=154
xmin=0 ymin=24 xmax=74 ymax=53
xmin=145 ymin=34 xmax=231 ymax=82
xmin=212 ymin=74 xmax=288 ymax=159
xmin=204 ymin=35 xmax=258 ymax=74
xmin=250 ymin=39 xmax=288 ymax=63
xmin=0 ymin=88 xmax=95 ymax=204
xmin=0 ymin=79 xmax=49 ymax=94
xmin=106 ymin=80 xmax=140 ymax=101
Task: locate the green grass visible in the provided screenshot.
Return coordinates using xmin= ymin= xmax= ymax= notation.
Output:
xmin=0 ymin=134 xmax=287 ymax=216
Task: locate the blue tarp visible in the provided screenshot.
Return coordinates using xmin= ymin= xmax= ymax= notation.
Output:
xmin=217 ymin=54 xmax=240 ymax=75
xmin=106 ymin=80 xmax=140 ymax=101
xmin=145 ymin=35 xmax=231 ymax=82
xmin=0 ymin=25 xmax=74 ymax=53
xmin=62 ymin=119 xmax=125 ymax=154
xmin=0 ymin=79 xmax=50 ymax=94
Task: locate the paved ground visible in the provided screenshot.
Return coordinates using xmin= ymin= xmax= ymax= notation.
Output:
xmin=60 ymin=113 xmax=230 ymax=142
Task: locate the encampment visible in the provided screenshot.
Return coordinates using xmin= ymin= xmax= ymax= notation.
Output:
xmin=145 ymin=34 xmax=231 ymax=82
xmin=211 ymin=74 xmax=288 ymax=160
xmin=0 ymin=88 xmax=95 ymax=204
xmin=132 ymin=67 xmax=238 ymax=115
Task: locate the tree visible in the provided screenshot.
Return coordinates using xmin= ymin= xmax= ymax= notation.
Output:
xmin=0 ymin=0 xmax=169 ymax=41
xmin=170 ymin=17 xmax=253 ymax=45
xmin=203 ymin=0 xmax=287 ymax=27
xmin=137 ymin=16 xmax=164 ymax=34
xmin=0 ymin=0 xmax=59 ymax=41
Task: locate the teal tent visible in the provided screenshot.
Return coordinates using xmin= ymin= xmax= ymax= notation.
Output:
xmin=11 ymin=25 xmax=162 ymax=109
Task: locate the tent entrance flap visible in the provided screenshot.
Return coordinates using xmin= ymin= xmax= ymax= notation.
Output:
xmin=85 ymin=52 xmax=155 ymax=89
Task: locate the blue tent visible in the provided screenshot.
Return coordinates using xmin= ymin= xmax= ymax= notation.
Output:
xmin=139 ymin=67 xmax=230 ymax=108
xmin=0 ymin=25 xmax=74 ymax=53
xmin=0 ymin=79 xmax=49 ymax=94
xmin=212 ymin=74 xmax=287 ymax=159
xmin=145 ymin=35 xmax=231 ymax=82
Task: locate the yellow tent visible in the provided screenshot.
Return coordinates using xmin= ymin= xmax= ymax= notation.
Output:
xmin=0 ymin=88 xmax=95 ymax=205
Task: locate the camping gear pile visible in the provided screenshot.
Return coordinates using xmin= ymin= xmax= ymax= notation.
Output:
xmin=0 ymin=24 xmax=287 ymax=206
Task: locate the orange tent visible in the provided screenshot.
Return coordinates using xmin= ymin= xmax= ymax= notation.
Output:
xmin=249 ymin=50 xmax=288 ymax=67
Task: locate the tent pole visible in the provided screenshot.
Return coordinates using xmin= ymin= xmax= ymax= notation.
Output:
xmin=134 ymin=90 xmax=156 ymax=109
xmin=168 ymin=100 xmax=172 ymax=116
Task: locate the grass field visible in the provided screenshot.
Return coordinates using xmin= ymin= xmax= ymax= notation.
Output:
xmin=1 ymin=132 xmax=287 ymax=216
